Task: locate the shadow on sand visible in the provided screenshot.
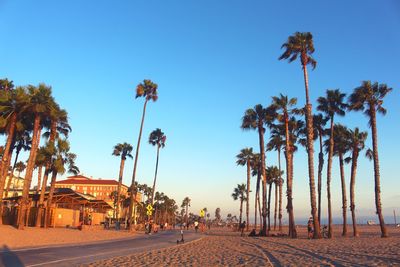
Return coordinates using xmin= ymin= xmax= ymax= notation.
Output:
xmin=0 ymin=245 xmax=24 ymax=267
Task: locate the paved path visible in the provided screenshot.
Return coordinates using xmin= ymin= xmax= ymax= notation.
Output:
xmin=0 ymin=230 xmax=202 ymax=267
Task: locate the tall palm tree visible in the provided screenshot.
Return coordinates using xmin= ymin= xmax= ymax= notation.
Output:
xmin=181 ymin=197 xmax=191 ymax=227
xmin=236 ymin=147 xmax=254 ymax=231
xmin=112 ymin=143 xmax=133 ymax=220
xmin=241 ymin=104 xmax=275 ymax=236
xmin=35 ymin=105 xmax=70 ymax=227
xmin=348 ymin=81 xmax=392 ymax=238
xmin=279 ymin=32 xmax=320 ymax=239
xmin=313 ymin=114 xmax=328 ymax=225
xmin=128 ymin=79 xmax=158 ymax=230
xmin=267 ymin=130 xmax=285 ymax=231
xmin=330 ymin=124 xmax=350 ymax=236
xmin=317 ymin=89 xmax=347 ymax=238
xmin=18 ymin=84 xmax=55 ymax=229
xmin=0 ymin=87 xmax=29 ymax=224
xmin=149 ymin=128 xmax=166 ymax=205
xmin=346 ymin=127 xmax=368 ymax=237
xmin=270 ymin=94 xmax=299 ymax=238
xmin=232 ymin=183 xmax=247 ymax=227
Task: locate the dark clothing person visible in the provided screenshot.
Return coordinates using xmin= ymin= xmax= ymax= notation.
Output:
xmin=240 ymin=221 xmax=246 ymax=237
xmin=248 ymin=228 xmax=257 ymax=237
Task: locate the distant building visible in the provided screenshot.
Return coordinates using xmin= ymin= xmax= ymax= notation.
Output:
xmin=2 ymin=175 xmax=25 ymax=198
xmin=54 ymin=174 xmax=141 ymax=204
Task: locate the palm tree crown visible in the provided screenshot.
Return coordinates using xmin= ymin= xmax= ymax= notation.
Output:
xmin=136 ymin=79 xmax=158 ymax=102
xmin=149 ymin=128 xmax=166 ymax=148
xmin=278 ymin=32 xmax=316 ymax=69
xmin=348 ymin=81 xmax=392 ymax=119
xmin=113 ymin=143 xmax=133 ymax=160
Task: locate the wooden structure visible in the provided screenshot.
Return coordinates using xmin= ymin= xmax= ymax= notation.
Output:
xmin=1 ymin=188 xmax=113 ymax=228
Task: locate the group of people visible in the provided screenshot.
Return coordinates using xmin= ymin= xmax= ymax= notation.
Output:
xmin=145 ymin=220 xmax=170 ymax=234
xmin=308 ymin=217 xmax=328 ymax=238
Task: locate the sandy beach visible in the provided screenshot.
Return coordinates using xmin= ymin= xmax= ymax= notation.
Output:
xmin=0 ymin=225 xmax=137 ymax=249
xmin=82 ymin=225 xmax=400 ymax=266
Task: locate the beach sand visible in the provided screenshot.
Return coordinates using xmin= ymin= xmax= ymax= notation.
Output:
xmin=0 ymin=225 xmax=136 ymax=249
xmin=83 ymin=225 xmax=400 ymax=266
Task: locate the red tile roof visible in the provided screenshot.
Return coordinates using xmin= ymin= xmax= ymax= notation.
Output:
xmin=56 ymin=179 xmax=120 ymax=185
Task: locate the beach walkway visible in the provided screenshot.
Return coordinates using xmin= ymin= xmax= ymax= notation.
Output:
xmin=0 ymin=230 xmax=201 ymax=267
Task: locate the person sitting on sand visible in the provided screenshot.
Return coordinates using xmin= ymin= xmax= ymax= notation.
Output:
xmin=307 ymin=217 xmax=313 ymax=239
xmin=248 ymin=228 xmax=256 ymax=237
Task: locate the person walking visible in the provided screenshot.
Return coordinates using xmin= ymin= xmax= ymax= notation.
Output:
xmin=240 ymin=221 xmax=246 ymax=237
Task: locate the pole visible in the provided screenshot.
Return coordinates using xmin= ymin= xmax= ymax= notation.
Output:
xmin=394 ymin=210 xmax=397 ymax=225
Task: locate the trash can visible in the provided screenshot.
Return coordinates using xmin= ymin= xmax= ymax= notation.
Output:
xmin=115 ymin=221 xmax=120 ymax=230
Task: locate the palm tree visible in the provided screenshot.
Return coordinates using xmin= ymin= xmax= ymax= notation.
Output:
xmin=112 ymin=143 xmax=133 ymax=220
xmin=267 ymin=130 xmax=285 ymax=231
xmin=0 ymin=79 xmax=14 ymax=91
xmin=232 ymin=183 xmax=247 ymax=227
xmin=45 ymin=139 xmax=79 ymax=228
xmin=149 ymin=128 xmax=166 ymax=205
xmin=36 ymin=105 xmax=70 ymax=227
xmin=270 ymin=94 xmax=299 ymax=238
xmin=313 ymin=114 xmax=328 ymax=225
xmin=0 ymin=86 xmax=29 ymax=224
xmin=236 ymin=147 xmax=254 ymax=231
xmin=241 ymin=104 xmax=275 ymax=236
xmin=348 ymin=81 xmax=392 ymax=238
xmin=330 ymin=124 xmax=350 ymax=236
xmin=266 ymin=166 xmax=281 ymax=231
xmin=181 ymin=197 xmax=191 ymax=227
xmin=14 ymin=161 xmax=26 ymax=177
xmin=18 ymin=84 xmax=55 ymax=229
xmin=279 ymin=32 xmax=320 ymax=239
xmin=250 ymin=153 xmax=262 ymax=229
xmin=346 ymin=127 xmax=368 ymax=237
xmin=128 ymin=79 xmax=158 ymax=230
xmin=317 ymin=89 xmax=347 ymax=238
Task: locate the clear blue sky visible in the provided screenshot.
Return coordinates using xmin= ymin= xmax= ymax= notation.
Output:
xmin=1 ymin=1 xmax=399 ymax=223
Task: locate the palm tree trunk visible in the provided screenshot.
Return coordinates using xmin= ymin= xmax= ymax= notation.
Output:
xmin=267 ymin=182 xmax=272 ymax=231
xmin=254 ymin=172 xmax=260 ymax=230
xmin=45 ymin=171 xmax=58 ymax=228
xmin=128 ymin=100 xmax=148 ymax=230
xmin=116 ymin=158 xmax=126 ymax=220
xmin=258 ymin=123 xmax=268 ymax=236
xmin=0 ymin=113 xmax=17 ymax=225
xmin=339 ymin=153 xmax=347 ymax=236
xmin=277 ymin=148 xmax=283 ymax=232
xmin=327 ymin=118 xmax=334 ymax=238
xmin=11 ymin=147 xmax=21 ymax=180
xmin=36 ymin=120 xmax=57 ymax=227
xmin=305 ymin=105 xmax=321 ymax=238
xmin=36 ymin=168 xmax=50 ymax=227
xmin=246 ymin=160 xmax=250 ymax=231
xmin=18 ymin=116 xmax=41 ymax=230
xmin=239 ymin=199 xmax=243 ymax=227
xmin=274 ymin=182 xmax=278 ymax=231
xmin=2 ymin=148 xmax=14 ymax=198
xmin=151 ymin=146 xmax=160 ymax=205
xmin=284 ymin=116 xmax=296 ymax=238
xmin=317 ymin=133 xmax=324 ymax=226
xmin=350 ymin=149 xmax=359 ymax=237
xmin=370 ymin=108 xmax=388 ymax=237
xmin=36 ymin=166 xmax=43 ymax=194
xmin=302 ymin=59 xmax=321 ymax=239
xmin=257 ymin=189 xmax=262 ymax=227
